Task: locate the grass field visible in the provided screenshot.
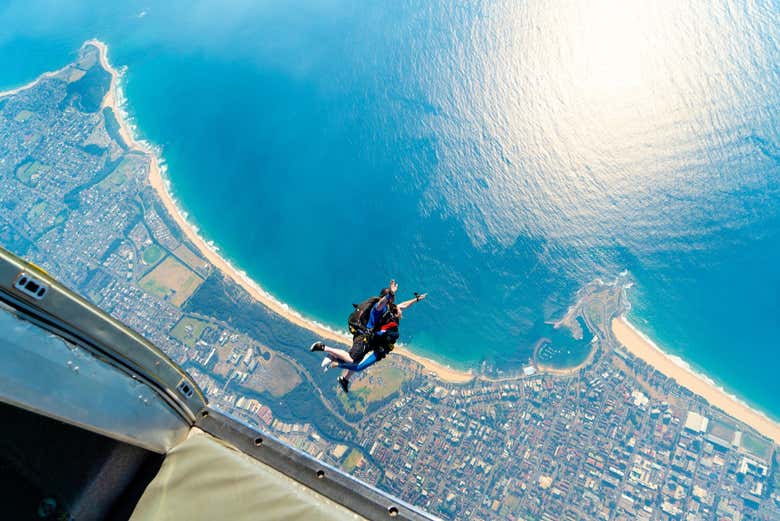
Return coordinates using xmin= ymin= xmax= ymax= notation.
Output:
xmin=142 ymin=244 xmax=164 ymax=265
xmin=139 ymin=256 xmax=204 ymax=306
xmin=14 ymin=110 xmax=33 ymax=122
xmin=244 ymin=354 xmax=302 ymax=397
xmin=741 ymin=431 xmax=773 ymax=461
xmin=15 ymin=160 xmax=46 ymax=186
xmin=173 ymin=244 xmax=208 ymax=273
xmin=584 ymin=301 xmax=603 ymax=328
xmin=338 ymin=364 xmax=407 ymax=414
xmin=68 ymin=69 xmax=86 ymax=83
xmin=343 ymin=449 xmax=363 ymax=472
xmin=170 ymin=316 xmax=210 ymax=347
xmin=352 ymin=366 xmax=406 ymax=402
xmin=708 ymin=419 xmax=736 ymax=443
xmin=101 ymin=170 xmax=127 ymax=191
xmin=96 ymin=158 xmax=136 ymax=192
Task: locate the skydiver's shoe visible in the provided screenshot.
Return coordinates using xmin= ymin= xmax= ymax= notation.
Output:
xmin=321 ymin=357 xmax=332 ymax=372
xmin=338 ymin=376 xmax=350 ymax=393
xmin=310 ymin=341 xmax=325 ymax=352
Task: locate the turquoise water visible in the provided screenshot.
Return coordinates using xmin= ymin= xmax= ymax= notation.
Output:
xmin=1 ymin=1 xmax=779 ymax=418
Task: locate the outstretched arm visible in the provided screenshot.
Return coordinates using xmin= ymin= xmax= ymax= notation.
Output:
xmin=398 ymin=292 xmax=427 ymax=311
xmin=375 ymin=279 xmax=400 ymax=311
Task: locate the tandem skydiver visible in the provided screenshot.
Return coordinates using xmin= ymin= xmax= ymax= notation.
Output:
xmin=309 ymin=279 xmax=427 ymax=393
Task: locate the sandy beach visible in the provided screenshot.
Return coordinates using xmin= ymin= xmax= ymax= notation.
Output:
xmin=85 ymin=40 xmax=475 ymax=385
xmin=395 ymin=347 xmax=475 ymax=384
xmin=612 ymin=316 xmax=780 ymax=445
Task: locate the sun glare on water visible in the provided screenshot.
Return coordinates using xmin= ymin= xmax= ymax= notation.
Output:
xmin=428 ymin=0 xmax=754 ymax=247
xmin=543 ymin=0 xmax=697 ymax=121
xmin=566 ymin=1 xmax=650 ymax=95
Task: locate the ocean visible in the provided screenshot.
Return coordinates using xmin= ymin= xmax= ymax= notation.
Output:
xmin=1 ymin=0 xmax=779 ymax=418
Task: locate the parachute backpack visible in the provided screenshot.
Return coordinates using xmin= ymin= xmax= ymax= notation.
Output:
xmin=347 ymin=297 xmax=381 ymax=336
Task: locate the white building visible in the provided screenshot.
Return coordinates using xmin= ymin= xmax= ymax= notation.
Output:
xmin=684 ymin=411 xmax=709 ymax=434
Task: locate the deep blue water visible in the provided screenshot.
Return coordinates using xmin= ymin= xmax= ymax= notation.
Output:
xmin=1 ymin=1 xmax=779 ymax=418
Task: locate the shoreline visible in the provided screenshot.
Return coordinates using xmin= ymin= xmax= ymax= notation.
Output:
xmin=85 ymin=39 xmax=476 ymax=385
xmin=0 ymin=66 xmax=70 ymax=99
xmin=5 ymin=41 xmax=779 ymax=428
xmin=612 ymin=316 xmax=780 ymax=445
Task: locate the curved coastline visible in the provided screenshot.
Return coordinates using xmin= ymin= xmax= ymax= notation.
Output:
xmin=85 ymin=39 xmax=476 ymax=385
xmin=9 ymin=39 xmax=778 ymax=420
xmin=612 ymin=316 xmax=780 ymax=445
xmin=534 ymin=340 xmax=599 ymax=376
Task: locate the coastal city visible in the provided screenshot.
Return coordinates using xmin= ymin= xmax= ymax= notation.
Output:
xmin=1 ymin=42 xmax=779 ymax=520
